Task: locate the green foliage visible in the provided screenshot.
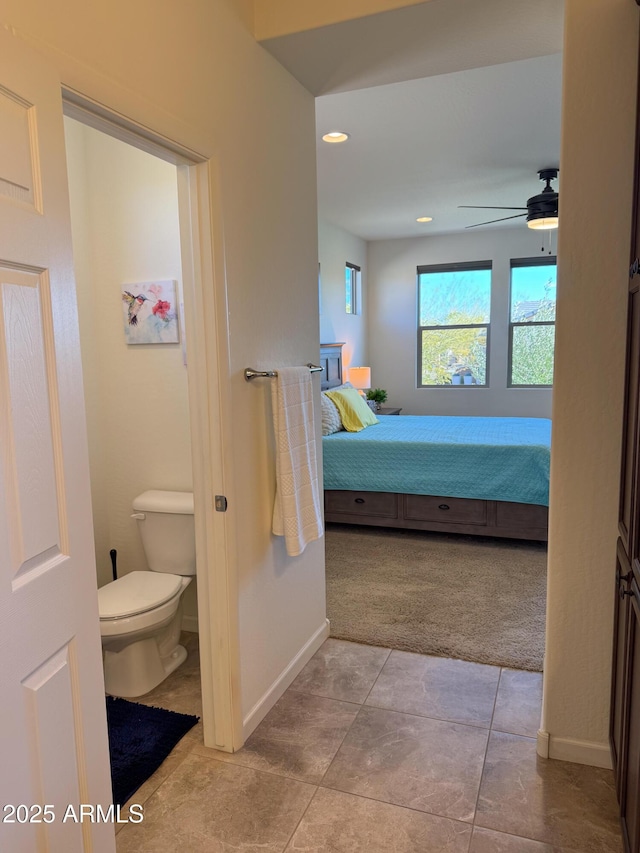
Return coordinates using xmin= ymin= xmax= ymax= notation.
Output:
xmin=366 ymin=388 xmax=388 ymax=403
xmin=419 ymin=270 xmax=490 ymax=386
xmin=421 ymin=326 xmax=487 ymax=386
xmin=511 ymin=299 xmax=556 ymax=385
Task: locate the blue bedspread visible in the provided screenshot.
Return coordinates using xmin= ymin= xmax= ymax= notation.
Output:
xmin=322 ymin=415 xmax=551 ymax=506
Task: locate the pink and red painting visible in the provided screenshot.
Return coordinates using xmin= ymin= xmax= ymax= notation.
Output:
xmin=121 ymin=280 xmax=180 ymax=344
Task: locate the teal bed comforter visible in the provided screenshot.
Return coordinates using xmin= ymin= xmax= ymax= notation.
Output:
xmin=322 ymin=415 xmax=551 ymax=506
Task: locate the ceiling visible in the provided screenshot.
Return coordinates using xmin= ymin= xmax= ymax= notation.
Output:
xmin=262 ymin=0 xmax=564 ymax=242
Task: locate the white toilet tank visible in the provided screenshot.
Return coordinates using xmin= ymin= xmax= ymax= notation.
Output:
xmin=132 ymin=490 xmax=196 ymax=576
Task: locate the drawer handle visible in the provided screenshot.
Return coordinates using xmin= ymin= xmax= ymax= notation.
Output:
xmin=438 ymin=503 xmax=450 ymax=511
xmin=355 ymin=498 xmax=365 ymax=504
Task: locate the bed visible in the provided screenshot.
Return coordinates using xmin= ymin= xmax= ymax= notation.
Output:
xmin=320 ymin=344 xmax=550 ymax=541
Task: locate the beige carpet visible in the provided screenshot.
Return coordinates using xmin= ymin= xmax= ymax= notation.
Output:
xmin=325 ymin=524 xmax=547 ymax=671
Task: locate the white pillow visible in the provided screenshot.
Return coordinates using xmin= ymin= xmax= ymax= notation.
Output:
xmin=321 ymin=393 xmax=343 ymax=435
xmin=320 ymin=382 xmax=354 ymax=436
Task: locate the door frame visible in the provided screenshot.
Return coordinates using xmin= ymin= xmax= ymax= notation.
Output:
xmin=62 ymin=87 xmax=242 ymax=752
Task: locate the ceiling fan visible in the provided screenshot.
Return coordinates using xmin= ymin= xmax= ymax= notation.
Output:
xmin=459 ymin=168 xmax=559 ymax=230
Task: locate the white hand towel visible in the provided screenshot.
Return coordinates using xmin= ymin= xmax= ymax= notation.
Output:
xmin=271 ymin=366 xmax=323 ymax=556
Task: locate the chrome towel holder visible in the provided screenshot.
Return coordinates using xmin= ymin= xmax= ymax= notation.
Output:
xmin=244 ymin=363 xmax=323 ymax=381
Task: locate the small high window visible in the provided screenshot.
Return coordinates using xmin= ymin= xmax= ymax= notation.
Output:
xmin=345 ymin=262 xmax=360 ymax=314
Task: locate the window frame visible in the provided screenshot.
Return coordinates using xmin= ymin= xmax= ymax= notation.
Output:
xmin=508 ymin=256 xmax=557 ymax=388
xmin=345 ymin=262 xmax=360 ymax=315
xmin=416 ymin=260 xmax=492 ymax=389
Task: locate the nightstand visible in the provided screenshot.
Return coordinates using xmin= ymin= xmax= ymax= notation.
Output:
xmin=377 ymin=407 xmax=402 ymax=415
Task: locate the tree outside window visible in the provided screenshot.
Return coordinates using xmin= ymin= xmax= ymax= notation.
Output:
xmin=417 ymin=262 xmax=492 ymax=387
xmin=509 ymin=258 xmax=557 ymax=387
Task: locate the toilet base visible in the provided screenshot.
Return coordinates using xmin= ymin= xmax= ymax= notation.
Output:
xmin=104 ymin=640 xmax=188 ymax=698
xmin=102 ymin=603 xmax=188 ymax=698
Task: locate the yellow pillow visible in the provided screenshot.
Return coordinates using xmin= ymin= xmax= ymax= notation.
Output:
xmin=325 ymin=388 xmax=379 ymax=432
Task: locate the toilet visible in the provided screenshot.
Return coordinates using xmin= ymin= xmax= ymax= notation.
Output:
xmin=98 ymin=489 xmax=196 ymax=698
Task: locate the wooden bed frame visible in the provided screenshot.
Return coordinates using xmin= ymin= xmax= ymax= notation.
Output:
xmin=319 ymin=343 xmax=549 ymax=542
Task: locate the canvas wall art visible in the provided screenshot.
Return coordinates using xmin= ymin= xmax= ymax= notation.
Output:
xmin=121 ymin=280 xmax=180 ymax=344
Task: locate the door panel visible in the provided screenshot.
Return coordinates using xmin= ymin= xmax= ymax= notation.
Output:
xmin=622 ymin=583 xmax=640 ymax=853
xmin=621 ymin=286 xmax=640 ymax=552
xmin=612 ymin=540 xmax=632 ymax=795
xmin=0 ymin=28 xmax=114 ymax=853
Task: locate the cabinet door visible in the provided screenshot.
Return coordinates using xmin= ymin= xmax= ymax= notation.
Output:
xmin=612 ymin=540 xmax=632 ymax=794
xmin=621 ymin=578 xmax=640 ymax=853
xmin=621 ymin=285 xmax=640 ymax=554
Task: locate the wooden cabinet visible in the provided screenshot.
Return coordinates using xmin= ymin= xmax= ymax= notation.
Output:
xmin=611 ymin=28 xmax=640 ymax=851
xmin=612 ymin=282 xmax=640 ymax=852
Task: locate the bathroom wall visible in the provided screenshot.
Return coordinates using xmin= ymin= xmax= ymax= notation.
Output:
xmin=64 ymin=118 xmax=197 ymax=624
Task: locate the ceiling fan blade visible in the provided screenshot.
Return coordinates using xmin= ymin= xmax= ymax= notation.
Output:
xmin=458 ymin=205 xmax=528 ymax=210
xmin=465 ymin=213 xmax=528 ymax=229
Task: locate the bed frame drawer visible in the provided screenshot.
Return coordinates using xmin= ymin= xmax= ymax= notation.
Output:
xmin=496 ymin=501 xmax=548 ymax=530
xmin=325 ymin=490 xmax=399 ymax=519
xmin=404 ymin=494 xmax=487 ymax=526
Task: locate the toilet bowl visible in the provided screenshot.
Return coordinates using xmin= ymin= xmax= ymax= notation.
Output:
xmin=98 ymin=490 xmax=196 ymax=698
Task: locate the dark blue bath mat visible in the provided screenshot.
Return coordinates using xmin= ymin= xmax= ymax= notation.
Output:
xmin=106 ymin=697 xmax=199 ymax=806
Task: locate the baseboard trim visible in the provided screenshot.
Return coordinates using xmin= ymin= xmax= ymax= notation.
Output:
xmin=242 ymin=619 xmax=330 ymax=742
xmin=536 ymin=729 xmax=549 ymax=758
xmin=537 ymin=731 xmax=612 ymax=769
xmin=181 ymin=614 xmax=199 ymax=633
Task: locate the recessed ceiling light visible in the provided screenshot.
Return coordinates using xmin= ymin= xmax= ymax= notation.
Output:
xmin=322 ymin=131 xmax=350 ymax=144
xmin=416 ymin=216 xmax=433 ymax=223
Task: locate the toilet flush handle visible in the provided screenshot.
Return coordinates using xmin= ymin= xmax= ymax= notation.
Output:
xmin=131 ymin=512 xmax=146 ymax=520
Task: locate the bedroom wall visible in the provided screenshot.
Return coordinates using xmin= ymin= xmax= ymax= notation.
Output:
xmin=64 ymin=118 xmax=198 ymax=625
xmin=5 ymin=0 xmax=324 ymax=736
xmin=367 ymin=226 xmax=555 ymax=416
xmin=319 ymin=218 xmax=368 ymax=372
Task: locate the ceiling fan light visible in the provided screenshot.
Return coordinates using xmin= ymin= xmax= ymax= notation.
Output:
xmin=527 ymin=216 xmax=559 ymax=231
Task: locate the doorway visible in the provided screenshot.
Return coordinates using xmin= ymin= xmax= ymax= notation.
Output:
xmin=61 ymin=96 xmax=241 ymax=754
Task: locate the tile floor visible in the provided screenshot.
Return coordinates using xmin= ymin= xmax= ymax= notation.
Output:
xmin=115 ymin=634 xmax=622 ymax=853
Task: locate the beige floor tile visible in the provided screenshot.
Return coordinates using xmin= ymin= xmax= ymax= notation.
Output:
xmin=492 ymin=670 xmax=543 ymax=738
xmin=366 ymin=650 xmax=500 ymax=728
xmin=470 ymin=827 xmax=559 ymax=852
xmin=286 ymin=787 xmax=472 ymax=852
xmin=322 ymin=704 xmax=488 ymax=823
xmin=289 ymin=638 xmax=390 ymax=703
xmin=115 ymin=722 xmax=201 ymax=834
xmin=116 ymin=753 xmax=315 ymax=853
xmin=475 ymin=731 xmax=622 ymax=852
xmin=193 ymin=690 xmax=360 ymax=784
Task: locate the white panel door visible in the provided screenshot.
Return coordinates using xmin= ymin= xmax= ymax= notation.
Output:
xmin=0 ymin=28 xmax=115 ymax=853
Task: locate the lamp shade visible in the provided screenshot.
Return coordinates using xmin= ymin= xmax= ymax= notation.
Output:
xmin=348 ymin=366 xmax=371 ymax=391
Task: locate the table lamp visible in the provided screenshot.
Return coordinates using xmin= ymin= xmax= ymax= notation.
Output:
xmin=348 ymin=366 xmax=371 ymax=398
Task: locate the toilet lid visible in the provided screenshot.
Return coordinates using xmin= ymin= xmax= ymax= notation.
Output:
xmin=98 ymin=571 xmax=184 ymax=619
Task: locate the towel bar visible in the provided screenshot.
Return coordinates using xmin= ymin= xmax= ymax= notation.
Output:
xmin=244 ymin=363 xmax=323 ymax=381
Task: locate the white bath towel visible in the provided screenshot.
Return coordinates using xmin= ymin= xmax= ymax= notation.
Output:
xmin=271 ymin=366 xmax=323 ymax=556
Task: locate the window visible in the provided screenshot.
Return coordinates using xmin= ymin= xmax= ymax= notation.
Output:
xmin=346 ymin=262 xmax=360 ymax=314
xmin=509 ymin=258 xmax=557 ymax=387
xmin=417 ymin=261 xmax=492 ymax=386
